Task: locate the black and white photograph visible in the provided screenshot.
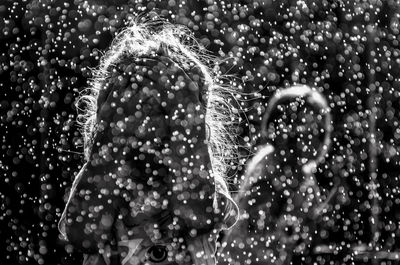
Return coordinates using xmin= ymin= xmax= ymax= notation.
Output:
xmin=1 ymin=1 xmax=399 ymax=264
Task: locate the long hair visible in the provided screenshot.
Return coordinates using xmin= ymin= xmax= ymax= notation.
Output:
xmin=76 ymin=15 xmax=239 ymax=196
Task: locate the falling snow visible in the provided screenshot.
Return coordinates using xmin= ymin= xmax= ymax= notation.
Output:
xmin=1 ymin=0 xmax=400 ymax=265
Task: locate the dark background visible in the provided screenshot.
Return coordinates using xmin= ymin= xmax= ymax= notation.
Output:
xmin=1 ymin=0 xmax=400 ymax=264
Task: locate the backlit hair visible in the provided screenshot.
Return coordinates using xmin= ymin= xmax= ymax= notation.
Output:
xmin=76 ymin=16 xmax=239 ymax=193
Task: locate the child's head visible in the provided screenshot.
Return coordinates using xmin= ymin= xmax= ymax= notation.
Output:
xmin=261 ymin=85 xmax=331 ymax=168
xmin=79 ymin=14 xmax=238 ymax=184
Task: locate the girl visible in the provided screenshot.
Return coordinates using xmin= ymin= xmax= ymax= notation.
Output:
xmin=218 ymin=85 xmax=332 ymax=265
xmin=59 ymin=16 xmax=238 ymax=265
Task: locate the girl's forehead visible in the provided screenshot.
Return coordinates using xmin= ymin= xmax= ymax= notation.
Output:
xmin=275 ymin=99 xmax=315 ymax=113
xmin=96 ymin=53 xmax=207 ymax=109
xmin=271 ymin=104 xmax=318 ymax=123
